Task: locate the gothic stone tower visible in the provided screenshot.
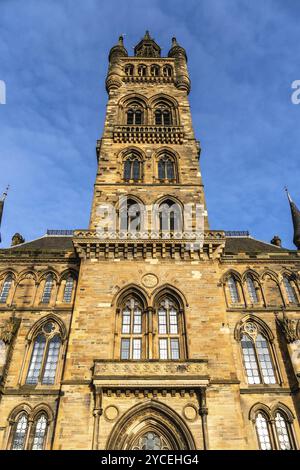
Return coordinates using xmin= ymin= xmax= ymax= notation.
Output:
xmin=1 ymin=33 xmax=300 ymax=451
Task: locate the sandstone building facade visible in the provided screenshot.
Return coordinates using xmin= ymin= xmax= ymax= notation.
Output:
xmin=0 ymin=32 xmax=300 ymax=451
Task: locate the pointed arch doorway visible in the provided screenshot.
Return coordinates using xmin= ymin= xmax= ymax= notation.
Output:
xmin=106 ymin=401 xmax=196 ymax=450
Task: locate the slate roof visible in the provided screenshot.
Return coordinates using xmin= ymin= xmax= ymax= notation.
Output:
xmin=0 ymin=235 xmax=75 ymax=253
xmin=224 ymin=236 xmax=292 ymax=254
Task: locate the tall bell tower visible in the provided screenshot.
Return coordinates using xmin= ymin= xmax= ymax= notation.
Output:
xmin=88 ymin=31 xmax=209 ymax=233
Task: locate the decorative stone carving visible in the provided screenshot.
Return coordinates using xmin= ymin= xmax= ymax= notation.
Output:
xmin=183 ymin=404 xmax=198 ymax=422
xmin=104 ymin=405 xmax=119 ymax=422
xmin=141 ymin=273 xmax=158 ymax=288
xmin=276 ymin=313 xmax=300 ymax=343
xmin=0 ymin=318 xmax=19 ymax=344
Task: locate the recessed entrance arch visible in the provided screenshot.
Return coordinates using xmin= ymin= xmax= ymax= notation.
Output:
xmin=106 ymin=400 xmax=196 ymax=450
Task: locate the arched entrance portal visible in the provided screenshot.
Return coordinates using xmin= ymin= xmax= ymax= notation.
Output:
xmin=106 ymin=401 xmax=196 ymax=450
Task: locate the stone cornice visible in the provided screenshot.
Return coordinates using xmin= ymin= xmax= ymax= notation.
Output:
xmin=73 ymin=230 xmax=226 ymax=261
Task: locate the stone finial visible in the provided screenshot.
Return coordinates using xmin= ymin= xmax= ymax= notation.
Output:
xmin=286 ymin=188 xmax=300 ymax=250
xmin=271 ymin=235 xmax=282 ymax=247
xmin=11 ymin=233 xmax=25 ymax=246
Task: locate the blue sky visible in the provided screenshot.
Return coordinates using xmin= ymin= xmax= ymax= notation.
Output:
xmin=0 ymin=0 xmax=299 ymax=248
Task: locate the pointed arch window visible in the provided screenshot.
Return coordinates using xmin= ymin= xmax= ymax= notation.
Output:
xmin=252 ymin=408 xmax=296 ymax=450
xmin=10 ymin=410 xmax=49 ymax=450
xmin=120 ymin=199 xmax=142 ymax=233
xmin=41 ymin=274 xmax=53 ymax=304
xmin=246 ymin=275 xmax=259 ymax=304
xmin=158 ymin=200 xmax=182 ymax=233
xmin=11 ymin=413 xmax=28 ymax=450
xmin=120 ymin=297 xmax=144 ymax=360
xmin=275 ymin=412 xmax=293 ymax=450
xmin=127 ymin=107 xmax=143 ymax=125
xmin=158 ymin=154 xmax=176 ymax=182
xmin=0 ymin=275 xmax=12 ymax=303
xmin=32 ymin=414 xmax=48 ymax=450
xmin=26 ymin=321 xmax=62 ymax=385
xmin=283 ymin=276 xmax=298 ymax=304
xmin=157 ymin=297 xmax=182 ymax=360
xmin=240 ymin=321 xmax=277 ymax=385
xmin=228 ymin=276 xmax=240 ymax=304
xmin=123 ymin=153 xmax=142 ymax=182
xmin=63 ymin=276 xmax=74 ymax=303
xmin=255 ymin=412 xmax=272 ymax=450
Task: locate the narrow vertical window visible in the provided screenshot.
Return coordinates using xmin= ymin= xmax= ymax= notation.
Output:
xmin=63 ymin=276 xmax=74 ymax=303
xmin=0 ymin=275 xmax=12 ymax=303
xmin=42 ymin=335 xmax=61 ymax=385
xmin=41 ymin=275 xmax=53 ymax=304
xmin=11 ymin=414 xmax=28 ymax=450
xmin=228 ymin=276 xmax=240 ymax=303
xmin=255 ymin=413 xmax=272 ymax=450
xmin=32 ymin=414 xmax=48 ymax=450
xmin=275 ymin=412 xmax=292 ymax=450
xmin=159 ymin=339 xmax=168 ymax=360
xmin=120 ymin=297 xmax=143 ymax=360
xmin=241 ymin=334 xmax=260 ymax=384
xmin=283 ymin=277 xmax=298 ymax=304
xmin=26 ymin=334 xmax=46 ymax=385
xmin=123 ymin=154 xmax=142 ymax=182
xmin=255 ymin=334 xmax=276 ymax=384
xmin=246 ymin=276 xmax=259 ymax=304
xmin=157 ymin=297 xmax=181 ymax=360
xmin=121 ymin=338 xmax=130 ymax=360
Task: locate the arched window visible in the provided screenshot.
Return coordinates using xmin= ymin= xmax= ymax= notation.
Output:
xmin=0 ymin=275 xmax=13 ymax=304
xmin=41 ymin=274 xmax=53 ymax=304
xmin=155 ymin=106 xmax=172 ymax=126
xmin=120 ymin=297 xmax=144 ymax=360
xmin=123 ymin=153 xmax=142 ymax=182
xmin=240 ymin=321 xmax=276 ymax=385
xmin=124 ymin=64 xmax=134 ymax=76
xmin=283 ymin=276 xmax=298 ymax=304
xmin=163 ymin=65 xmax=173 ymax=77
xmin=63 ymin=276 xmax=74 ymax=303
xmin=133 ymin=432 xmax=170 ymax=450
xmin=10 ymin=410 xmax=49 ymax=450
xmin=126 ymin=106 xmax=143 ymax=125
xmin=246 ymin=275 xmax=259 ymax=304
xmin=26 ymin=320 xmax=62 ymax=385
xmin=274 ymin=412 xmax=293 ymax=450
xmin=32 ymin=414 xmax=48 ymax=450
xmin=252 ymin=407 xmax=296 ymax=450
xmin=11 ymin=413 xmax=28 ymax=450
xmin=150 ymin=65 xmax=160 ymax=77
xmin=119 ymin=199 xmax=143 ymax=232
xmin=137 ymin=65 xmax=147 ymax=77
xmin=158 ymin=154 xmax=176 ymax=182
xmin=255 ymin=412 xmax=272 ymax=450
xmin=228 ymin=276 xmax=240 ymax=304
xmin=157 ymin=297 xmax=182 ymax=360
xmin=158 ymin=200 xmax=182 ymax=233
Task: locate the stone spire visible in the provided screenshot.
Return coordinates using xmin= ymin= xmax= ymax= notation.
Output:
xmin=286 ymin=188 xmax=300 ymax=249
xmin=134 ymin=31 xmax=161 ymax=58
xmin=0 ymin=186 xmax=9 ymax=243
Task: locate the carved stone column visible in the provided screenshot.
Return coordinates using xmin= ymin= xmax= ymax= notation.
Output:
xmin=92 ymin=388 xmax=103 ymax=450
xmin=197 ymin=388 xmax=209 ymax=450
